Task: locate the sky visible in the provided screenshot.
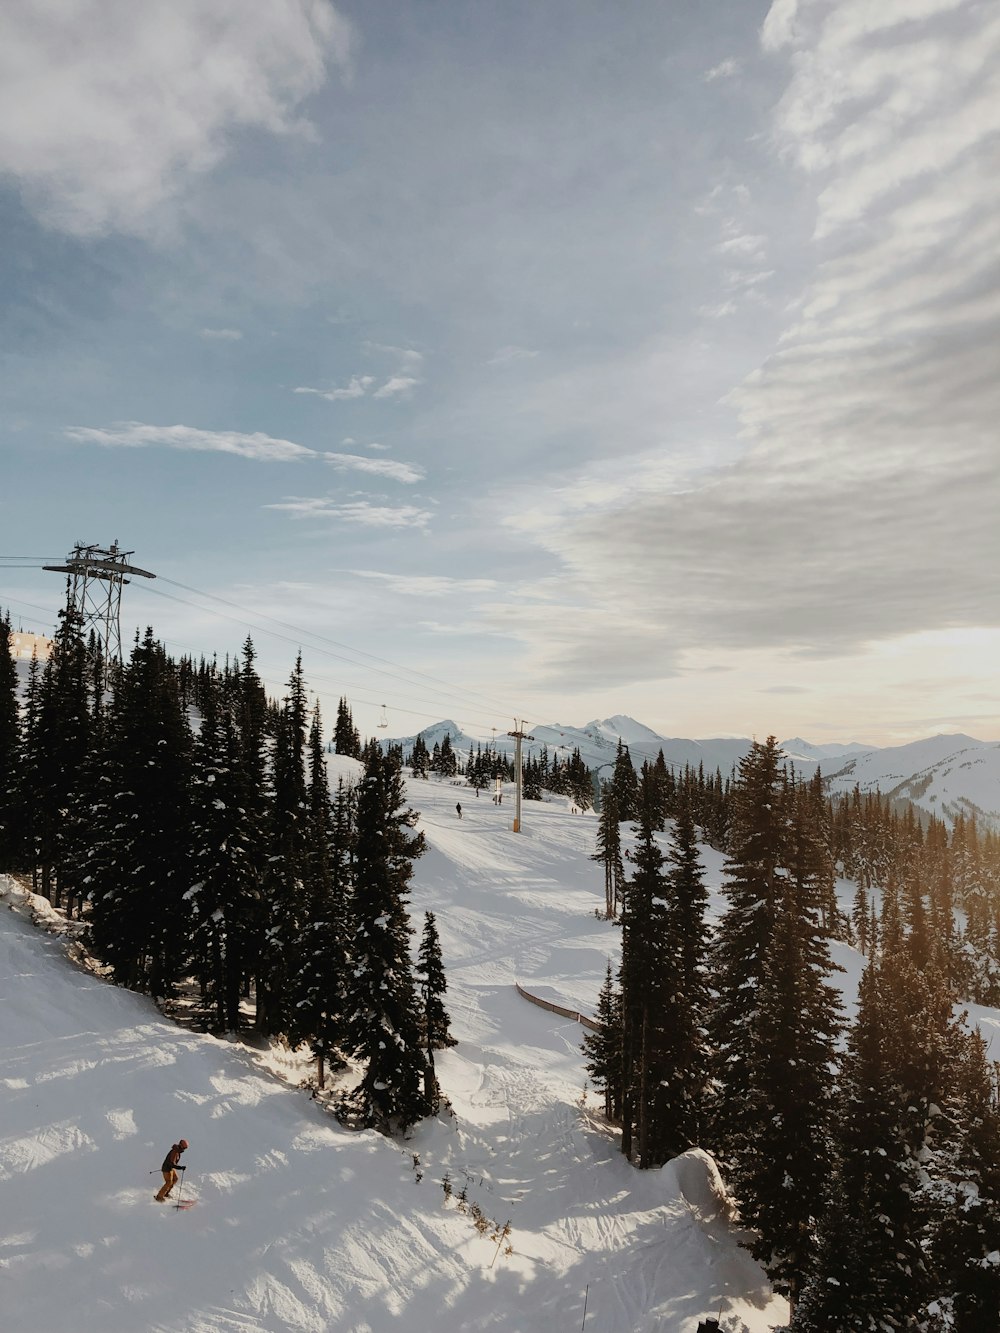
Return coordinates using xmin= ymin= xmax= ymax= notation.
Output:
xmin=1 ymin=0 xmax=999 ymax=748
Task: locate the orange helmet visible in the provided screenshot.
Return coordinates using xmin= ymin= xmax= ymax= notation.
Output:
xmin=178 ymin=1139 xmax=189 ymax=1150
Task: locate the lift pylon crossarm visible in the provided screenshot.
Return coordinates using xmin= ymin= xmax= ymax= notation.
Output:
xmin=43 ymin=558 xmax=156 ymax=581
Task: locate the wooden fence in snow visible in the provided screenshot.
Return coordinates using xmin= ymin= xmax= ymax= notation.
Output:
xmin=515 ymin=982 xmax=599 ymax=1032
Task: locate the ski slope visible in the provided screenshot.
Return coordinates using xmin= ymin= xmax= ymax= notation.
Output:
xmin=4 ymin=768 xmax=1000 ymax=1331
xmin=1 ymin=770 xmax=787 ymax=1333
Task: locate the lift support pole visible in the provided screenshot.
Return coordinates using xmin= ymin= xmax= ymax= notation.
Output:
xmin=506 ymin=722 xmax=534 ymax=833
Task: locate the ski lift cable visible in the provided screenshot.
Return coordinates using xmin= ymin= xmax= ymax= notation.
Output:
xmin=140 ymin=584 xmax=509 ymax=732
xmin=155 ymin=574 xmax=518 ymax=717
xmin=0 ymin=560 xmax=519 ymax=717
xmin=154 ymin=637 xmax=479 ymax=733
xmin=143 ymin=584 xmax=500 ymax=723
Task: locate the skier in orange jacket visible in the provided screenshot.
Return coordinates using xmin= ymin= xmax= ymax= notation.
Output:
xmin=155 ymin=1139 xmax=188 ymax=1201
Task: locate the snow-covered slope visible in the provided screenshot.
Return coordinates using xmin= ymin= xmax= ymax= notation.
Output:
xmin=390 ymin=714 xmax=1000 ymax=829
xmin=824 ymin=735 xmax=1000 ymax=829
xmin=0 ymin=777 xmax=788 ymax=1333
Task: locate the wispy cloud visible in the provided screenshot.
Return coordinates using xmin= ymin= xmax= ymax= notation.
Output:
xmin=488 ymin=345 xmax=539 ymax=366
xmin=294 ymin=376 xmax=374 ymax=401
xmin=264 ymin=496 xmax=432 ymax=527
xmin=200 ymin=327 xmax=243 ymax=341
xmin=373 ymin=376 xmax=420 ymax=399
xmin=363 ymin=342 xmax=424 ymax=372
xmin=347 ymin=569 xmax=498 ymax=597
xmin=704 ymin=57 xmax=741 ymax=82
xmin=716 ymin=233 xmax=767 ymax=260
xmin=0 ymin=1 xmax=354 ymax=237
xmin=323 ymin=452 xmax=424 ymax=483
xmin=490 ymin=0 xmax=1000 ymax=688
xmin=66 ymin=422 xmax=315 ymax=461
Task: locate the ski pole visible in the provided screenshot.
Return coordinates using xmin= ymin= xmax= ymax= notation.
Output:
xmin=174 ymin=1168 xmax=185 ymax=1209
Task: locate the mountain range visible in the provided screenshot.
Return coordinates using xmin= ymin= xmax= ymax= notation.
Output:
xmin=390 ymin=717 xmax=1000 ymax=830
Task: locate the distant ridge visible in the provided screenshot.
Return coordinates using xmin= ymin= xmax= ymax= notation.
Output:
xmin=383 ymin=717 xmax=1000 ymax=830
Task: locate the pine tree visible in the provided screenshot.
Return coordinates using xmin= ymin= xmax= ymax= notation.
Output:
xmin=591 ymin=784 xmax=624 ymax=917
xmin=85 ymin=630 xmax=193 ymax=995
xmin=0 ymin=612 xmax=23 ymax=869
xmin=26 ymin=607 xmax=92 ymax=904
xmin=922 ymin=1029 xmax=1000 ymax=1328
xmin=343 ymin=748 xmax=429 ymax=1132
xmin=792 ymin=958 xmax=926 ymax=1331
xmin=417 ymin=911 xmax=454 ymax=1050
xmin=583 ymin=961 xmax=623 ymax=1121
xmin=611 ymin=740 xmax=639 ymax=823
xmin=256 ymin=655 xmax=310 ymax=1037
xmin=409 ymin=734 xmax=430 ymax=777
xmin=333 ymin=696 xmax=362 ymax=758
xmin=289 ymin=707 xmax=351 ymax=1085
xmin=739 ymin=781 xmax=843 ymax=1312
xmin=416 ymin=911 xmax=454 ymax=1110
xmin=652 ymin=793 xmax=711 ymax=1159
xmin=618 ymin=768 xmax=673 ymax=1164
xmin=187 ymin=668 xmax=260 ymax=1031
xmin=709 ymin=736 xmax=789 ymax=1163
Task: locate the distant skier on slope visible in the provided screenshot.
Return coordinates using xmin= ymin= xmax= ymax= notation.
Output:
xmin=154 ymin=1139 xmax=188 ymax=1201
xmin=456 ymin=802 xmax=462 ymax=819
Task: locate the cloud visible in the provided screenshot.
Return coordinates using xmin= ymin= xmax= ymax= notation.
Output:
xmin=265 ymin=497 xmax=432 ymax=527
xmin=200 ymin=328 xmax=243 ymax=341
xmin=323 ymin=452 xmax=425 ymax=483
xmin=491 ymin=0 xmax=1000 ymax=688
xmin=0 ymin=0 xmax=354 ymax=236
xmin=704 ymin=57 xmax=741 ymax=82
xmin=347 ymin=570 xmax=499 ymax=597
xmin=717 ymin=233 xmax=767 ymax=260
xmin=363 ymin=342 xmax=424 ymax=369
xmin=294 ymin=376 xmax=375 ymax=401
xmin=66 ymin=422 xmax=315 ymax=461
xmin=373 ymin=376 xmax=420 ymax=399
xmin=698 ymin=300 xmax=738 ymax=319
xmin=488 ymin=345 xmax=539 ymax=366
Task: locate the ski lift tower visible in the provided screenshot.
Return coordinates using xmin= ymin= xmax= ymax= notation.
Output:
xmin=43 ymin=541 xmax=156 ymax=688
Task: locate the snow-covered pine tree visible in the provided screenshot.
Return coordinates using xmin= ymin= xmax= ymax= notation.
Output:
xmin=409 ymin=733 xmax=430 ymax=777
xmin=652 ymin=792 xmax=712 ymax=1160
xmin=255 ymin=654 xmax=310 ymax=1037
xmin=416 ymin=910 xmax=454 ymax=1110
xmin=24 ymin=607 xmax=92 ymax=905
xmin=611 ymin=739 xmax=638 ymax=824
xmin=921 ymin=1028 xmax=1000 ymax=1329
xmin=591 ymin=783 xmax=624 ymax=918
xmin=582 ymin=961 xmax=623 ymax=1121
xmin=333 ymin=695 xmax=362 ymax=758
xmin=0 ymin=612 xmax=24 ymax=870
xmin=343 ymin=747 xmax=429 ymax=1133
xmin=738 ymin=780 xmax=843 ymax=1314
xmin=792 ymin=957 xmax=926 ymax=1331
xmin=187 ymin=667 xmax=259 ymax=1032
xmin=709 ymin=736 xmax=789 ymax=1164
xmin=619 ymin=767 xmax=673 ymax=1165
xmin=289 ymin=706 xmax=351 ymax=1086
xmin=85 ymin=630 xmax=193 ymax=995
xmin=437 ymin=733 xmax=458 ymax=777
xmin=417 ymin=911 xmax=454 ymax=1049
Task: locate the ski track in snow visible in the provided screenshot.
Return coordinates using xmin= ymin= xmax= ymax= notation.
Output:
xmin=0 ymin=775 xmax=857 ymax=1331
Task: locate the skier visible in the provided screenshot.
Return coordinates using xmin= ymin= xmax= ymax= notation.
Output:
xmin=155 ymin=1139 xmax=189 ymax=1201
xmin=456 ymin=802 xmax=462 ymax=819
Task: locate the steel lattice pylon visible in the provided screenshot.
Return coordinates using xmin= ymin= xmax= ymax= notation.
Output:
xmin=44 ymin=541 xmax=156 ymax=686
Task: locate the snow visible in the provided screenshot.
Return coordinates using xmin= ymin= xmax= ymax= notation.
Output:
xmin=824 ymin=735 xmax=1000 ymax=828
xmin=5 ymin=769 xmax=998 ymax=1331
xmin=0 ymin=775 xmax=791 ymax=1333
